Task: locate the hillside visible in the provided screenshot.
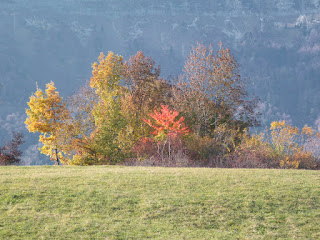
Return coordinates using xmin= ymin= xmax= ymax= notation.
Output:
xmin=0 ymin=166 xmax=319 ymax=239
xmin=1 ymin=1 xmax=320 ymax=164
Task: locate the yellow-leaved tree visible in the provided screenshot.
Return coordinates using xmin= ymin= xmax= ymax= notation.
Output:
xmin=269 ymin=120 xmax=318 ymax=169
xmin=25 ymin=82 xmax=71 ymax=165
xmin=89 ymin=52 xmax=129 ymax=164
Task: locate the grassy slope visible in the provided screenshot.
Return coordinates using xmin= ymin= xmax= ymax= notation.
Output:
xmin=0 ymin=166 xmax=319 ymax=239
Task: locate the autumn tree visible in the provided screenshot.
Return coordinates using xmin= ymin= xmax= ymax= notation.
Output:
xmin=269 ymin=120 xmax=300 ymax=156
xmin=124 ymin=51 xmax=171 ymax=114
xmin=25 ymin=82 xmax=70 ymax=165
xmin=173 ymin=42 xmax=259 ymax=137
xmin=143 ymin=105 xmax=190 ymax=160
xmin=123 ymin=51 xmax=172 ymax=141
xmin=268 ymin=120 xmax=318 ymax=169
xmin=65 ymin=84 xmax=99 ymax=165
xmin=89 ymin=52 xmax=128 ymax=164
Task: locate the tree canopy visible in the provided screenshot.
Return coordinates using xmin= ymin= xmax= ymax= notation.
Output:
xmin=22 ymin=43 xmax=319 ymax=169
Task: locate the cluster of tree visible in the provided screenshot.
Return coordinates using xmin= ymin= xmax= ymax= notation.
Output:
xmin=0 ymin=132 xmax=24 ymax=165
xmin=24 ymin=43 xmax=320 ymax=169
xmin=226 ymin=121 xmax=320 ymax=169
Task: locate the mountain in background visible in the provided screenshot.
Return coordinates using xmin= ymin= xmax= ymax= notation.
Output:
xmin=1 ymin=0 xmax=320 ymax=164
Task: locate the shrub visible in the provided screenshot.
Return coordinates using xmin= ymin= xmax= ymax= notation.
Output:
xmin=184 ymin=135 xmax=221 ymax=167
xmin=0 ymin=132 xmax=24 ymax=165
xmin=227 ymin=133 xmax=277 ymax=168
xmin=131 ymin=137 xmax=157 ymax=160
xmin=292 ymin=151 xmax=318 ymax=170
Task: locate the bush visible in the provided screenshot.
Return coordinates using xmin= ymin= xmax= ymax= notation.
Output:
xmin=131 ymin=137 xmax=157 ymax=160
xmin=226 ymin=133 xmax=277 ymax=168
xmin=292 ymin=151 xmax=318 ymax=170
xmin=131 ymin=135 xmax=191 ymax=167
xmin=184 ymin=135 xmax=221 ymax=167
xmin=0 ymin=132 xmax=24 ymax=165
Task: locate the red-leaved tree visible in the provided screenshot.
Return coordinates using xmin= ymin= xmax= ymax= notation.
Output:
xmin=143 ymin=105 xmax=190 ymax=160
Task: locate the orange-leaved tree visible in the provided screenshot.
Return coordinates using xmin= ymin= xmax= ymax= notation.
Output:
xmin=25 ymin=82 xmax=71 ymax=165
xmin=143 ymin=105 xmax=190 ymax=160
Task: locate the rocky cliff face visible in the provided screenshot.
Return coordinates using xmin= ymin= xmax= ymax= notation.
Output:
xmin=1 ymin=0 xmax=320 ymax=164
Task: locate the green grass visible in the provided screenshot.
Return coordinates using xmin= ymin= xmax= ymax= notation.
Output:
xmin=0 ymin=166 xmax=319 ymax=239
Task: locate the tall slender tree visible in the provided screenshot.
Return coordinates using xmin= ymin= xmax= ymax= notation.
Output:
xmin=89 ymin=52 xmax=128 ymax=164
xmin=25 ymin=82 xmax=70 ymax=165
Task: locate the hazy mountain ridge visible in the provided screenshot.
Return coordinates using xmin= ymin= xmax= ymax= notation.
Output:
xmin=4 ymin=0 xmax=320 ymax=15
xmin=1 ymin=0 xmax=320 ymax=164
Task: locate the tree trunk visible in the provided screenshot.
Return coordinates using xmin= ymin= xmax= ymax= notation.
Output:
xmin=55 ymin=148 xmax=61 ymax=165
xmin=168 ymin=137 xmax=171 ymax=160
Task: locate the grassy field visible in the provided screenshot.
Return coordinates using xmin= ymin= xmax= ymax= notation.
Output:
xmin=0 ymin=166 xmax=319 ymax=239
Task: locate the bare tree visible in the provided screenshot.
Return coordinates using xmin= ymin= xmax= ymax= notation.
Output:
xmin=0 ymin=132 xmax=24 ymax=165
